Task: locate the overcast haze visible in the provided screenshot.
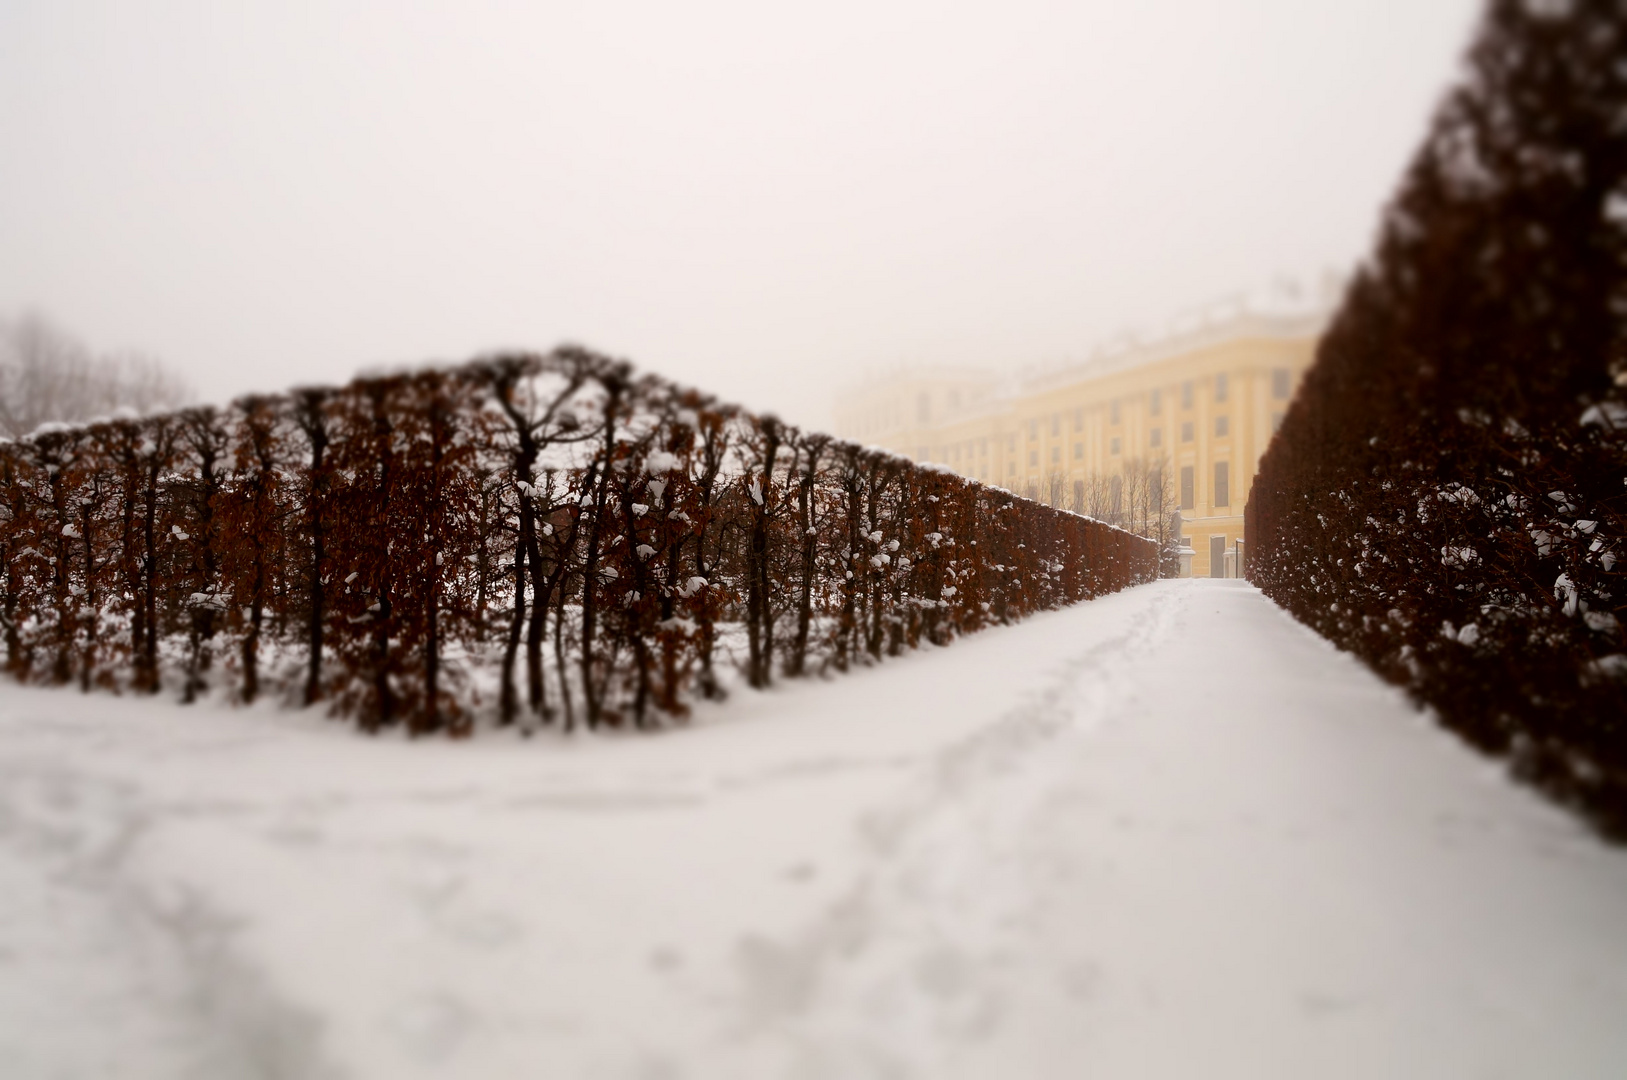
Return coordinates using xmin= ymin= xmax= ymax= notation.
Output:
xmin=1 ymin=0 xmax=1479 ymax=429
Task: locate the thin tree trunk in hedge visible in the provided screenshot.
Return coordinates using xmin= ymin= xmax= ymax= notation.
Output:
xmin=238 ymin=415 xmax=276 ymax=706
xmin=137 ymin=438 xmax=163 ymax=694
xmin=553 ymin=572 xmax=575 ymax=731
xmin=618 ymin=468 xmax=655 ymax=729
xmin=501 ymin=511 xmax=528 ymax=725
xmin=78 ymin=489 xmax=98 ymax=691
xmin=631 ymin=629 xmax=652 ymax=728
xmin=474 ymin=479 xmax=492 ymax=644
xmin=790 ymin=435 xmax=825 ymax=677
xmin=425 ymin=567 xmax=438 ymax=731
xmin=576 ymin=374 xmax=624 ymax=729
xmin=534 ymin=495 xmax=581 ymax=728
xmin=114 ymin=442 xmax=140 ymax=687
xmin=41 ymin=447 xmax=71 ymax=686
xmin=524 ymin=502 xmax=550 ymax=722
xmin=921 ymin=488 xmax=945 ymax=647
xmin=491 ymin=363 xmax=543 ymax=727
xmin=746 ymin=418 xmax=780 ymax=690
xmin=295 ymin=391 xmax=330 ymax=707
xmin=837 ymin=450 xmax=863 ymax=672
xmin=580 ymin=402 xmax=615 ymax=729
xmin=865 ymin=460 xmax=890 ymax=663
xmin=424 ymin=397 xmax=446 ymax=735
xmin=369 ymin=394 xmax=396 ymax=730
xmin=658 ymin=535 xmax=684 ymax=713
xmin=1 ymin=457 xmax=19 ymax=675
xmin=693 ymin=416 xmax=727 ymax=698
xmin=886 ymin=481 xmax=912 ymax=657
xmin=181 ymin=413 xmax=225 ymax=704
xmin=244 ymin=552 xmax=265 ymax=703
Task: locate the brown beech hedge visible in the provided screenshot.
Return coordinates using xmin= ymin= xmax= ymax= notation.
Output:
xmin=1247 ymin=1 xmax=1627 ymax=836
xmin=0 ymin=348 xmax=1158 ymax=734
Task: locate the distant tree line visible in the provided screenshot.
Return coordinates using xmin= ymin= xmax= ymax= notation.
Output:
xmin=1247 ymin=0 xmax=1627 ymax=836
xmin=0 ymin=312 xmax=192 ymax=438
xmin=1034 ymin=457 xmax=1179 ymax=575
xmin=0 ymin=348 xmax=1159 ymax=734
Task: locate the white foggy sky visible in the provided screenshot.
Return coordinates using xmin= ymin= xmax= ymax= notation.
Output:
xmin=0 ymin=0 xmax=1479 ymax=429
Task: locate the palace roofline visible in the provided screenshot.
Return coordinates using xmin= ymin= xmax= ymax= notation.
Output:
xmin=1016 ymin=306 xmax=1329 ymax=395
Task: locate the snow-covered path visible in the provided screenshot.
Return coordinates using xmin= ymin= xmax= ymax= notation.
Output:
xmin=2 ymin=580 xmax=1624 ymax=1079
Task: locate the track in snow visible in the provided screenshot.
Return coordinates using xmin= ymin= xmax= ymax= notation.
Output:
xmin=1 ymin=580 xmax=1624 ymax=1079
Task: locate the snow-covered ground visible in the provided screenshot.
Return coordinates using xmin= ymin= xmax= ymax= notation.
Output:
xmin=2 ymin=579 xmax=1625 ymax=1079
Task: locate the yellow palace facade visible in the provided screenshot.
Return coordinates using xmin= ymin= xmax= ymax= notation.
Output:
xmin=833 ymin=304 xmax=1325 ymax=578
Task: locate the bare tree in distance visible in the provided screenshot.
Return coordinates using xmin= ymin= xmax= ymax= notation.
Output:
xmin=1082 ymin=470 xmax=1117 ymax=524
xmin=1075 ymin=455 xmax=1177 ymax=572
xmin=1125 ymin=454 xmax=1178 ymax=570
xmin=0 ymin=312 xmax=191 ymax=438
xmin=1042 ymin=468 xmax=1067 ymax=510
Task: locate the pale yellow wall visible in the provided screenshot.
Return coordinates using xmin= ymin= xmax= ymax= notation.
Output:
xmin=832 ymin=368 xmax=1000 ymax=455
xmin=833 ymin=314 xmax=1321 ymax=577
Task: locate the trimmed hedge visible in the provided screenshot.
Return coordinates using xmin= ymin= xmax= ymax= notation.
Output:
xmin=0 ymin=348 xmax=1158 ymax=733
xmin=1247 ymin=0 xmax=1627 ymax=835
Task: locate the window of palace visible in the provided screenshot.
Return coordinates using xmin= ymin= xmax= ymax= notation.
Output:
xmin=1214 ymin=373 xmax=1228 ymax=402
xmin=1074 ymin=407 xmax=1084 ymax=431
xmin=1272 ymin=412 xmax=1284 ymax=432
xmin=1029 ymin=450 xmax=1038 ymax=466
xmin=1028 ymin=420 xmax=1038 ymax=440
xmin=1180 ymin=466 xmax=1194 ymax=509
xmin=1181 ymin=380 xmax=1194 ymax=409
xmin=1150 ymin=427 xmax=1162 ymax=447
xmin=1051 ymin=414 xmax=1061 ymax=437
xmin=1110 ymin=400 xmax=1121 ymax=425
xmin=1272 ymin=367 xmax=1291 ymax=399
xmin=1073 ymin=442 xmax=1083 ymax=459
xmin=1215 ymin=415 xmax=1229 ymax=437
xmin=1110 ymin=437 xmax=1121 ymax=455
xmin=1214 ymin=462 xmax=1230 ymax=507
xmin=1051 ymin=446 xmax=1061 ymax=464
xmin=1150 ymin=388 xmax=1162 ymax=414
xmin=1181 ymin=421 xmax=1194 ymax=442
